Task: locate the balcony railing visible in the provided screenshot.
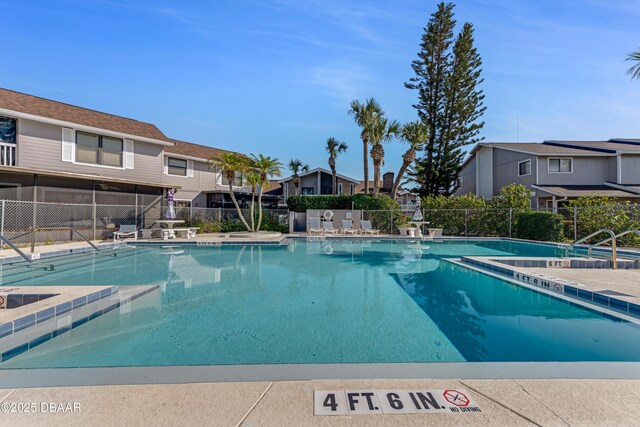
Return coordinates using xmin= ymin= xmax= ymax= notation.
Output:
xmin=0 ymin=142 xmax=16 ymax=166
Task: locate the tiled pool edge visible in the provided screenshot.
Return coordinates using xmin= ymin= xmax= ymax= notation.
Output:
xmin=451 ymin=257 xmax=640 ymax=321
xmin=0 ymin=285 xmax=159 ymax=363
xmin=0 ymin=242 xmax=124 ymax=265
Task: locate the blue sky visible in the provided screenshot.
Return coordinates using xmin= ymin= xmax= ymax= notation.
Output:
xmin=3 ymin=0 xmax=639 ymax=179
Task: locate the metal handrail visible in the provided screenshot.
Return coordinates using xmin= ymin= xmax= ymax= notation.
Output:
xmin=0 ymin=234 xmax=33 ymax=263
xmin=565 ymin=228 xmax=617 ymax=269
xmin=29 ymin=227 xmax=101 ymax=253
xmin=588 ymin=230 xmax=640 ymax=257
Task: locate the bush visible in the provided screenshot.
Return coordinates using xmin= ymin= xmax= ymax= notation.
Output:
xmin=514 ymin=211 xmax=564 ymax=242
xmin=286 ymin=195 xmax=352 ymax=212
xmin=566 ymin=196 xmax=640 ymax=246
xmin=286 ymin=194 xmax=402 ymax=233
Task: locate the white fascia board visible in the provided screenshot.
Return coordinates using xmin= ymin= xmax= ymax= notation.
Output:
xmin=164 ymin=152 xmax=209 ymax=163
xmin=1 ymin=107 xmax=173 ymax=146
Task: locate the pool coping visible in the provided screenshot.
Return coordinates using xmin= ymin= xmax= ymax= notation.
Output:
xmin=2 ymin=361 xmax=640 ymax=389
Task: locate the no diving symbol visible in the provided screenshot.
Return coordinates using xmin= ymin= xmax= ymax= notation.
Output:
xmin=443 ymin=390 xmax=470 ymax=407
xmin=554 ymin=283 xmax=563 ymax=292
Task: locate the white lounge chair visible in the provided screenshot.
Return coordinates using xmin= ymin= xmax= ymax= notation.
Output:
xmin=114 ymin=224 xmax=139 ymax=241
xmin=322 ymin=221 xmax=339 ymax=234
xmin=308 ymin=217 xmax=323 ymax=235
xmin=361 ymin=220 xmax=380 ymax=235
xmin=341 ymin=219 xmax=359 ymax=235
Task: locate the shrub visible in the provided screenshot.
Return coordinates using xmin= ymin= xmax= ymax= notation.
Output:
xmin=286 ymin=195 xmax=352 ymax=212
xmin=514 ymin=211 xmax=564 ymax=242
xmin=567 ymin=196 xmax=640 ymax=246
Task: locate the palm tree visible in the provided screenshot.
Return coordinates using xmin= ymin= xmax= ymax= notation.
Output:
xmin=627 ymin=49 xmax=640 ymax=80
xmin=209 ymin=153 xmax=251 ymax=231
xmin=392 ymin=121 xmax=429 ymax=199
xmin=245 ymin=172 xmax=261 ymax=231
xmin=251 ymin=154 xmax=283 ymax=231
xmin=288 ymin=159 xmax=309 ymax=195
xmin=325 ymin=137 xmax=348 ymax=195
xmin=369 ymin=117 xmax=400 ymax=197
xmin=349 ymin=98 xmax=382 ymax=194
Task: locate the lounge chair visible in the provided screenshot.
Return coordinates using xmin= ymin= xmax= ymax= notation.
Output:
xmin=361 ymin=220 xmax=380 ymax=235
xmin=114 ymin=224 xmax=139 ymax=241
xmin=308 ymin=217 xmax=324 ymax=235
xmin=341 ymin=220 xmax=359 ymax=235
xmin=322 ymin=221 xmax=339 ymax=234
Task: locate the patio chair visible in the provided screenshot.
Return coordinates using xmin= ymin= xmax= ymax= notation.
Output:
xmin=361 ymin=220 xmax=380 ymax=235
xmin=113 ymin=224 xmax=139 ymax=241
xmin=341 ymin=219 xmax=359 ymax=235
xmin=308 ymin=217 xmax=324 ymax=235
xmin=322 ymin=221 xmax=339 ymax=234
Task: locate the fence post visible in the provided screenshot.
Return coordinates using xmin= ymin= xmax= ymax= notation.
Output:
xmin=390 ymin=210 xmax=393 ymax=234
xmin=509 ymin=208 xmax=513 ymax=238
xmin=31 ymin=201 xmax=37 ymax=253
xmin=573 ymin=207 xmax=578 ymax=241
xmin=92 ymin=203 xmax=97 ymax=241
xmin=464 ymin=209 xmax=468 ymax=237
xmin=0 ymin=200 xmax=4 ymax=250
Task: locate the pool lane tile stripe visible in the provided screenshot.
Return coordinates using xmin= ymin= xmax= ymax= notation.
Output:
xmin=458 ymin=256 xmax=640 ymax=319
xmin=0 ymin=285 xmax=159 ymax=363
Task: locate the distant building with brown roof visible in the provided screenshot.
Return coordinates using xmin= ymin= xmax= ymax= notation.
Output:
xmin=0 ymin=87 xmax=255 ymax=217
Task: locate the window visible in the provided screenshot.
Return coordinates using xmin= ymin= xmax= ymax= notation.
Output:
xmin=302 ymin=187 xmax=314 ymax=195
xmin=76 ymin=131 xmax=123 ymax=166
xmin=548 ymin=158 xmax=572 ymax=173
xmin=222 ymin=171 xmax=242 ymax=186
xmin=0 ymin=116 xmax=16 ymax=144
xmin=337 ymin=183 xmax=343 ymax=194
xmin=456 ymin=177 xmax=464 ymax=189
xmin=518 ymin=159 xmax=531 ymax=176
xmin=350 ymin=183 xmax=354 ymax=195
xmin=167 ymin=158 xmax=188 ymax=176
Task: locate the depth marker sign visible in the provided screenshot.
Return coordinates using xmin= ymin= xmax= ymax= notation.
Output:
xmin=314 ymin=389 xmax=481 ymax=416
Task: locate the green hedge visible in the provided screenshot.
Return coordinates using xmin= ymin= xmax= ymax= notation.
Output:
xmin=286 ymin=195 xmax=352 ymax=212
xmin=286 ymin=194 xmax=402 ymax=233
xmin=286 ymin=194 xmax=401 ymax=212
xmin=514 ymin=211 xmax=564 ymax=242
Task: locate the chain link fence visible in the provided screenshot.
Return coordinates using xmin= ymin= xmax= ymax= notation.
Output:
xmin=0 ymin=200 xmax=289 ymax=248
xmin=1 ymin=199 xmax=638 ymax=248
xmin=364 ymin=205 xmax=640 ymax=247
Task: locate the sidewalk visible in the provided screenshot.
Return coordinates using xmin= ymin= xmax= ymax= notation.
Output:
xmin=1 ymin=379 xmax=640 ymax=426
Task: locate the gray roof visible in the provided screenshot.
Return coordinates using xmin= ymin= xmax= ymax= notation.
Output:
xmin=533 ymin=185 xmax=640 ymax=198
xmin=484 ymin=142 xmax=607 ymax=155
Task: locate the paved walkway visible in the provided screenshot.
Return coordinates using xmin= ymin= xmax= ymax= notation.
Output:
xmin=1 ymin=379 xmax=640 ymax=426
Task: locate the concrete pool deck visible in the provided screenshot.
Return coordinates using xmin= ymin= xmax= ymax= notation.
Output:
xmin=1 ymin=379 xmax=640 ymax=426
xmin=525 ymin=268 xmax=640 ymax=302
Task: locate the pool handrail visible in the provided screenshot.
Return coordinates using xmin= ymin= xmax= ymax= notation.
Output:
xmin=0 ymin=233 xmax=34 ymax=263
xmin=587 ymin=229 xmax=640 ymax=258
xmin=28 ymin=227 xmax=101 ymax=254
xmin=565 ymin=228 xmax=616 ymax=269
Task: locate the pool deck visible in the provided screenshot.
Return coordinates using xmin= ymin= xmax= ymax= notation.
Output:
xmin=524 ymin=267 xmax=640 ymax=305
xmin=1 ymin=378 xmax=640 ymax=426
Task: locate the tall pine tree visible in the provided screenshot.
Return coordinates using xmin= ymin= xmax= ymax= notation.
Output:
xmin=405 ymin=2 xmax=485 ymax=196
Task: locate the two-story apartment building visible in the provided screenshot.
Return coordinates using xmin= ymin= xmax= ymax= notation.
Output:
xmin=455 ymin=139 xmax=640 ymax=210
xmin=279 ymin=167 xmax=360 ymax=201
xmin=0 ymin=88 xmax=252 ymax=211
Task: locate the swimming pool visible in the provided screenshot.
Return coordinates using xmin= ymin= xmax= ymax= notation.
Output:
xmin=2 ymin=239 xmax=640 ymax=368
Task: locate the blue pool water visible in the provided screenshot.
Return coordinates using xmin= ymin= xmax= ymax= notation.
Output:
xmin=2 ymin=239 xmax=640 ymax=368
